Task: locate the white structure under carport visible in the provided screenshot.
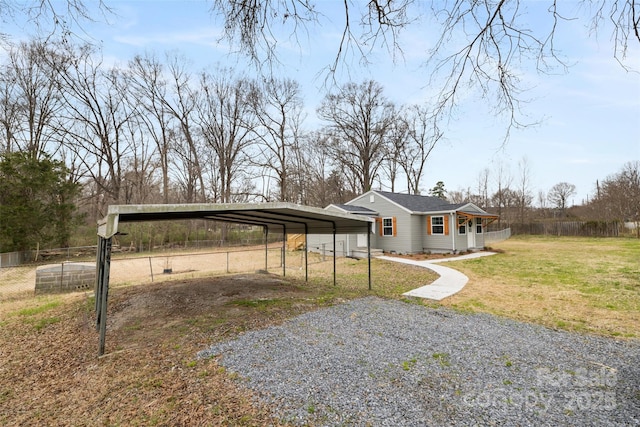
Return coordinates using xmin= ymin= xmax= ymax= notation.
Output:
xmin=95 ymin=202 xmax=373 ymax=356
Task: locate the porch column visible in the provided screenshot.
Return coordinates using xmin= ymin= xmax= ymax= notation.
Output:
xmin=451 ymin=213 xmax=456 ymax=252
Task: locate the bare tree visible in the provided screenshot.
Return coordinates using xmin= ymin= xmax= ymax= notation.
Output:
xmin=492 ymin=186 xmax=519 ymax=221
xmin=169 ymin=126 xmax=205 ymax=203
xmin=537 ymin=190 xmax=547 ymax=208
xmin=127 ymin=53 xmax=176 ymax=204
xmin=285 ymin=107 xmax=308 ymax=204
xmin=379 ymin=108 xmax=407 ymax=193
xmin=514 ymin=156 xmax=533 ymax=223
xmin=163 ymin=53 xmax=206 ymax=203
xmin=548 ymin=181 xmax=577 ymax=213
xmin=52 ymin=44 xmax=135 ymax=207
xmin=212 ymin=1 xmax=639 ymax=136
xmin=591 ymin=161 xmax=640 ymax=235
xmin=317 ymin=80 xmax=394 ymax=193
xmin=251 ymin=77 xmax=304 ymax=202
xmin=0 ymin=54 xmax=22 ymax=153
xmin=401 ymin=104 xmax=442 ymax=195
xmin=120 ymin=114 xmax=160 ymax=204
xmin=212 ymin=0 xmax=412 ymax=74
xmin=297 ymin=130 xmax=331 ymax=207
xmin=197 ymin=69 xmax=259 ymax=204
xmin=492 ymin=160 xmax=512 ymax=225
xmin=0 ymin=0 xmax=111 ymax=41
xmin=476 ymin=168 xmax=491 ymax=208
xmin=448 ymin=189 xmax=466 ymax=204
xmin=0 ymin=41 xmax=63 ymax=159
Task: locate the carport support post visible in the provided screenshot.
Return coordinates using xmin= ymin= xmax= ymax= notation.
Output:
xmin=333 ymin=224 xmax=336 ymax=286
xmin=94 ymin=236 xmax=104 ymax=316
xmin=282 ymin=225 xmax=286 ymax=277
xmin=97 ymin=237 xmax=112 ymax=356
xmin=304 ymin=223 xmax=308 ymax=282
xmin=264 ymin=226 xmax=268 ymax=272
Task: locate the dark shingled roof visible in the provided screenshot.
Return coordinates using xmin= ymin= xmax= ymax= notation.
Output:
xmin=333 ymin=204 xmax=377 ymax=214
xmin=372 ymin=191 xmax=466 ymax=212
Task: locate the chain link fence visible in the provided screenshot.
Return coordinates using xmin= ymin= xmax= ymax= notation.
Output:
xmin=0 ymin=244 xmax=334 ymax=299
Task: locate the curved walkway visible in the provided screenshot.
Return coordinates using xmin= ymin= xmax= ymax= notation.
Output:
xmin=377 ymin=252 xmax=497 ymax=300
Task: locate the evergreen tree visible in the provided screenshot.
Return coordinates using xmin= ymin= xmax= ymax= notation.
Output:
xmin=429 ymin=181 xmax=447 ymax=200
xmin=0 ymin=152 xmax=80 ymax=252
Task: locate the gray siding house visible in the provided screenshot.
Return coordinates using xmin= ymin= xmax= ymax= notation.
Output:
xmin=308 ymin=190 xmax=498 ymax=255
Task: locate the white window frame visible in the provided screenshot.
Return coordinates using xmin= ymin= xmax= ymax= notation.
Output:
xmin=431 ymin=216 xmax=444 ymax=235
xmin=382 ymin=217 xmax=394 ymax=236
xmin=458 ymin=217 xmax=467 ymax=235
xmin=476 ymin=218 xmax=483 ymax=234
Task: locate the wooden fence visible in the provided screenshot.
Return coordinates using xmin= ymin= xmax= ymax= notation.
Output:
xmin=508 ymin=221 xmax=621 ymax=237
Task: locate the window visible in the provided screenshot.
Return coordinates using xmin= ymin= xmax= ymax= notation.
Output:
xmin=476 ymin=218 xmax=483 ymax=234
xmin=383 ymin=217 xmax=394 ymax=236
xmin=458 ymin=217 xmax=467 ymax=235
xmin=431 ymin=216 xmax=444 ymax=234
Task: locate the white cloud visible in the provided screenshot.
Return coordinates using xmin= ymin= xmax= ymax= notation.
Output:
xmin=114 ymin=27 xmax=224 ymax=49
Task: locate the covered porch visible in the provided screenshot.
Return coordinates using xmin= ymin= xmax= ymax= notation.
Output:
xmin=454 ymin=210 xmax=500 ymax=251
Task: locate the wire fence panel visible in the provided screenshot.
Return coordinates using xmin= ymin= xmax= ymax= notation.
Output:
xmin=0 ymin=251 xmax=33 ymax=268
xmin=484 ymin=228 xmax=511 ymax=244
xmin=1 ymin=244 xmax=347 ymax=298
xmin=0 ymin=265 xmax=37 ymax=297
xmin=108 ymin=247 xmax=285 ymax=288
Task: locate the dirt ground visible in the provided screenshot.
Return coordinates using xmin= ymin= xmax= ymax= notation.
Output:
xmin=107 ymin=273 xmax=313 ymax=342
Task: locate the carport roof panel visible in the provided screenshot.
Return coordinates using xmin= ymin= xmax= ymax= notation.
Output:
xmin=97 ymin=202 xmax=373 ymax=238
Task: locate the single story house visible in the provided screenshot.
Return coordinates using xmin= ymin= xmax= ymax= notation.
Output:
xmin=308 ymin=190 xmax=499 ymax=255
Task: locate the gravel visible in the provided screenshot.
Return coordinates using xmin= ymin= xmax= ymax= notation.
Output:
xmin=199 ymin=297 xmax=640 ymax=426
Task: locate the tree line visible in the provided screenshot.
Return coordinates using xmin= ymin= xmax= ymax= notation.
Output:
xmin=0 ymin=40 xmax=443 ymax=251
xmin=447 ymin=159 xmax=640 ymax=231
xmin=2 ymin=37 xmax=638 ymax=252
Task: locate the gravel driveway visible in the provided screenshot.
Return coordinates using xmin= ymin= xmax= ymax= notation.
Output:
xmin=199 ymin=297 xmax=640 ymax=426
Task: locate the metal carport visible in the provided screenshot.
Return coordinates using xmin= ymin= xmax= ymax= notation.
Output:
xmin=95 ymin=202 xmax=374 ymax=356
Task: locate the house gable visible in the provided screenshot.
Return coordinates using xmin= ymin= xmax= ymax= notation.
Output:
xmin=346 ymin=190 xmax=413 ymax=214
xmin=457 ymin=203 xmax=486 ymax=214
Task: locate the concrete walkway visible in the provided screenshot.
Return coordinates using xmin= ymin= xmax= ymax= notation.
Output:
xmin=377 ymin=252 xmax=497 ymax=301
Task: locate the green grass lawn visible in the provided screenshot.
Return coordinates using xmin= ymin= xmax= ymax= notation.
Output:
xmin=442 ymin=235 xmax=640 ymax=338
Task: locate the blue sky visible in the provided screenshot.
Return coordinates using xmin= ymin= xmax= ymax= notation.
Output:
xmin=5 ymin=0 xmax=640 ymax=205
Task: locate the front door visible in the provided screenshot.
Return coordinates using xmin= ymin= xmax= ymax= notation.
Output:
xmin=357 ymin=233 xmax=368 ymax=248
xmin=467 ymin=220 xmax=475 ymax=249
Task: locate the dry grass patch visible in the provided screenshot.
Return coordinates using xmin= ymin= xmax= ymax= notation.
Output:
xmin=442 ymin=235 xmax=640 ymax=338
